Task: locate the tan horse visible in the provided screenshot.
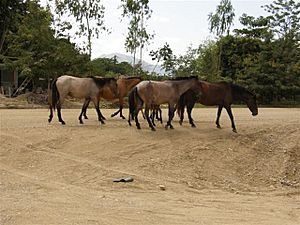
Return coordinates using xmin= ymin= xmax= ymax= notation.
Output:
xmin=49 ymin=75 xmax=118 ymax=125
xmin=79 ymin=76 xmax=142 ymax=123
xmin=128 ymin=76 xmax=199 ymax=131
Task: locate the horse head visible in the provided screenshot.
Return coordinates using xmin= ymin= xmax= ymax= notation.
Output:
xmin=245 ymin=93 xmax=258 ymax=116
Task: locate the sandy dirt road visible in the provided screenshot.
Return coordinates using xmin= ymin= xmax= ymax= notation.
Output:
xmin=0 ymin=108 xmax=299 ymax=225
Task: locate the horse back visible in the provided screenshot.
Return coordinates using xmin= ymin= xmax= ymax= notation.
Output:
xmin=56 ymin=75 xmax=98 ymax=98
xmin=136 ymin=81 xmax=175 ymax=105
xmin=198 ymin=81 xmax=232 ymax=106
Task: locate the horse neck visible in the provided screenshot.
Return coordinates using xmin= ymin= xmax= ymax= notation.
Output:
xmin=175 ymin=79 xmax=196 ymax=96
xmin=128 ymin=79 xmax=141 ymax=87
xmin=232 ymin=86 xmax=249 ymax=102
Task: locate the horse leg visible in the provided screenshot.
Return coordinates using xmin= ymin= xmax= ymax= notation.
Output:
xmin=140 ymin=109 xmax=146 ymax=119
xmin=158 ymin=107 xmax=163 ymax=124
xmin=79 ymin=98 xmax=90 ymax=124
xmin=151 ymin=109 xmax=156 ymax=127
xmin=225 ymin=106 xmax=237 ymax=133
xmin=99 ymin=108 xmax=106 ymax=120
xmin=111 ymin=108 xmax=120 ymax=118
xmin=134 ymin=109 xmax=141 ymax=129
xmin=111 ymin=97 xmax=126 ymax=119
xmin=83 ymin=98 xmax=90 ymax=119
xmin=179 ymin=105 xmax=185 ymax=126
xmin=92 ymin=98 xmax=105 ymax=125
xmin=119 ymin=106 xmax=126 ymax=119
xmin=48 ymin=105 xmax=53 ymax=123
xmin=165 ymin=104 xmax=175 ymax=129
xmin=128 ymin=109 xmax=132 ymax=126
xmin=57 ymin=103 xmax=65 ymax=125
xmin=187 ymin=102 xmax=196 ymax=128
xmin=216 ymin=105 xmax=223 ymax=129
xmin=145 ymin=106 xmax=156 ymax=131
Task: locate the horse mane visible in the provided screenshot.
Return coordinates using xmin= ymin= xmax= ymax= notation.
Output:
xmin=122 ymin=76 xmax=142 ymax=80
xmin=170 ymin=76 xmax=198 ymax=80
xmin=90 ymin=76 xmax=116 ymax=88
xmin=231 ymin=83 xmax=255 ymax=100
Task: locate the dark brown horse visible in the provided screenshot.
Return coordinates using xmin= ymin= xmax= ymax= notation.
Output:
xmin=79 ymin=76 xmax=142 ymax=123
xmin=128 ymin=76 xmax=199 ymax=131
xmin=177 ymin=81 xmax=258 ymax=132
xmin=49 ymin=75 xmax=118 ymax=125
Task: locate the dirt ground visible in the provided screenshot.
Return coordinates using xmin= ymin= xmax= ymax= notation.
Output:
xmin=0 ymin=107 xmax=299 ymax=225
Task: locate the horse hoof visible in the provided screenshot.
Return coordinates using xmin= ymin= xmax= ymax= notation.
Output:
xmin=165 ymin=125 xmax=168 ymax=129
xmin=61 ymin=122 xmax=66 ymax=125
xmin=121 ymin=116 xmax=126 ymax=119
xmin=137 ymin=126 xmax=141 ymax=130
xmin=233 ymin=129 xmax=237 ymax=133
xmin=216 ymin=125 xmax=221 ymax=129
xmin=84 ymin=116 xmax=88 ymax=120
xmin=179 ymin=121 xmax=182 ymax=126
xmin=191 ymin=124 xmax=196 ymax=128
xmin=79 ymin=121 xmax=84 ymax=124
xmin=151 ymin=128 xmax=156 ymax=131
xmin=170 ymin=126 xmax=174 ymax=129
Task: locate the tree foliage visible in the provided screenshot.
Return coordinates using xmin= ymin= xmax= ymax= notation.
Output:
xmin=0 ymin=0 xmax=27 ymax=53
xmin=208 ymin=0 xmax=235 ymax=36
xmin=120 ymin=0 xmax=154 ymax=73
xmin=51 ymin=0 xmax=107 ymax=59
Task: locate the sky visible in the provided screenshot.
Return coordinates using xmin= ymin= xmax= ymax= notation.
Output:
xmin=44 ymin=0 xmax=273 ymax=63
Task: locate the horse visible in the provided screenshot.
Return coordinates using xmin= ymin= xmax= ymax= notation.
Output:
xmin=177 ymin=80 xmax=258 ymax=132
xmin=48 ymin=75 xmax=118 ymax=125
xmin=78 ymin=76 xmax=142 ymax=123
xmin=128 ymin=76 xmax=199 ymax=131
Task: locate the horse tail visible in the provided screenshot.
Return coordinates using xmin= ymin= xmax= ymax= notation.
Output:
xmin=51 ymin=78 xmax=59 ymax=110
xmin=177 ymin=92 xmax=186 ymax=117
xmin=128 ymin=87 xmax=137 ymax=120
xmin=128 ymin=87 xmax=143 ymax=120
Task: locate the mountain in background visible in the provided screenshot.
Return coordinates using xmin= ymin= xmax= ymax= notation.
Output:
xmin=99 ymin=53 xmax=165 ymax=75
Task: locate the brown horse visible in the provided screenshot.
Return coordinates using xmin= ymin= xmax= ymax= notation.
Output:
xmin=177 ymin=81 xmax=258 ymax=132
xmin=128 ymin=76 xmax=199 ymax=131
xmin=78 ymin=76 xmax=142 ymax=123
xmin=49 ymin=75 xmax=118 ymax=125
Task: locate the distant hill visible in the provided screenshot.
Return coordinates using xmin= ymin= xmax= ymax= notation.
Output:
xmin=99 ymin=53 xmax=165 ymax=75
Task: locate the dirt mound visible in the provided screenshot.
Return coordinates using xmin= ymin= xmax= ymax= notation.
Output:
xmin=153 ymin=124 xmax=300 ymax=193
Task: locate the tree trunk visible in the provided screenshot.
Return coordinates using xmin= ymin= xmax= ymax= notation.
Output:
xmin=0 ymin=29 xmax=7 ymax=54
xmin=86 ymin=14 xmax=92 ymax=60
xmin=139 ymin=9 xmax=144 ymax=67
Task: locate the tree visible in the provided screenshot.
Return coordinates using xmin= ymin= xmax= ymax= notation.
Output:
xmin=87 ymin=57 xmax=133 ymax=76
xmin=52 ymin=0 xmax=107 ymax=59
xmin=149 ymin=42 xmax=173 ymax=74
xmin=263 ymin=0 xmax=300 ymax=41
xmin=174 ymin=45 xmax=200 ymax=77
xmin=3 ymin=0 xmax=90 ymax=90
xmin=120 ymin=0 xmax=153 ymax=73
xmin=208 ymin=0 xmax=235 ymax=75
xmin=195 ymin=40 xmax=219 ymax=81
xmin=0 ymin=0 xmax=26 ymax=53
xmin=208 ymin=0 xmax=235 ymax=37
